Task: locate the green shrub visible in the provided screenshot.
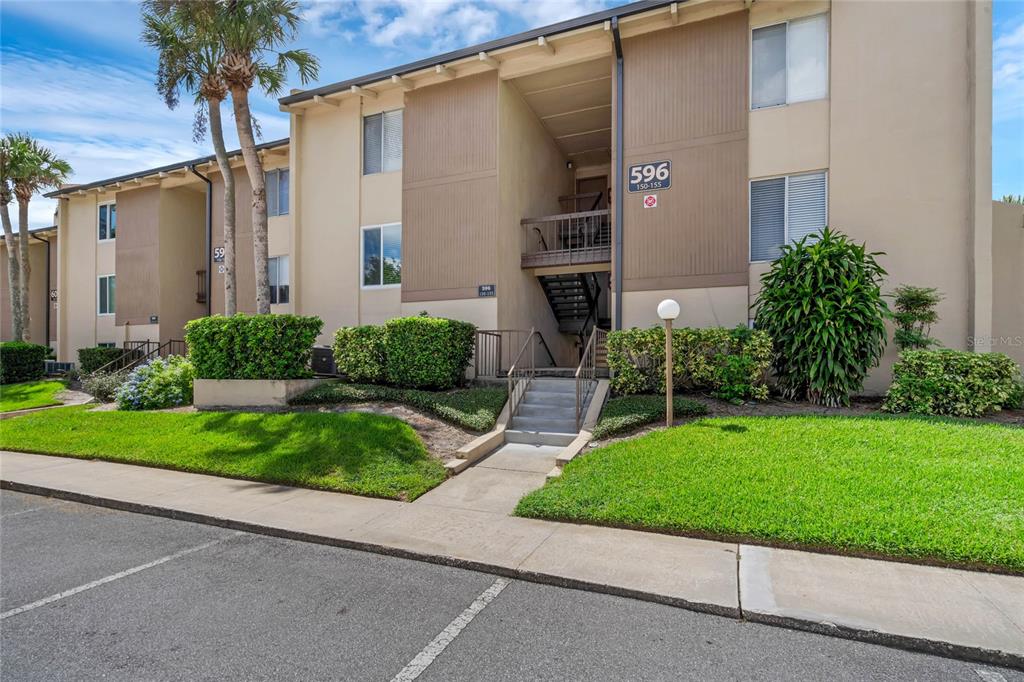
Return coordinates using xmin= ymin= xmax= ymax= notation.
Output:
xmin=606 ymin=325 xmax=771 ymax=401
xmin=115 ymin=355 xmax=195 ymax=411
xmin=882 ymin=350 xmax=1023 ymax=417
xmin=333 ymin=325 xmax=386 ymax=383
xmin=291 ymin=381 xmax=506 ymax=431
xmin=185 ymin=314 xmax=323 ymax=380
xmin=893 ymin=285 xmax=942 ymax=352
xmin=1 ymin=341 xmax=48 ymax=384
xmin=382 ymin=317 xmax=475 ymax=390
xmin=78 ymin=346 xmax=126 ymax=374
xmin=82 ymin=370 xmax=128 ymax=402
xmin=754 ymin=228 xmax=890 ymax=407
xmin=592 ymin=395 xmax=709 ymax=440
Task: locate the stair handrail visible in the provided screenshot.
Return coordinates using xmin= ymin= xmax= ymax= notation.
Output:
xmin=91 ymin=339 xmax=186 ymax=376
xmin=575 ymin=326 xmax=607 ymax=430
xmin=507 ymin=328 xmax=543 ymax=422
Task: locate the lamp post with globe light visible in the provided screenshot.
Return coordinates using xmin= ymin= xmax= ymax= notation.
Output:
xmin=657 ymin=299 xmax=680 ymax=428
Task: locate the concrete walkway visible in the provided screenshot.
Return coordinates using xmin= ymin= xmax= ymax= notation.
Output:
xmin=1 ymin=450 xmax=1021 ymax=670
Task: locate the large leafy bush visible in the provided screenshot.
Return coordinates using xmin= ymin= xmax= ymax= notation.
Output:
xmin=332 ymin=316 xmax=476 ymax=390
xmin=185 ymin=314 xmax=323 ymax=380
xmin=0 ymin=341 xmax=47 ymax=383
xmin=754 ymin=228 xmax=890 ymax=406
xmin=882 ymin=350 xmax=1023 ymax=417
xmin=115 ymin=356 xmax=195 ymax=411
xmin=332 ymin=325 xmax=386 ymax=383
xmin=606 ymin=325 xmax=771 ymax=402
xmin=78 ymin=346 xmax=125 ymax=374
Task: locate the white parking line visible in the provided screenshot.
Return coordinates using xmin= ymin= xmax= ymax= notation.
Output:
xmin=1 ymin=532 xmax=243 ymax=620
xmin=391 ymin=577 xmax=512 ymax=682
xmin=975 ymin=671 xmax=1007 ymax=682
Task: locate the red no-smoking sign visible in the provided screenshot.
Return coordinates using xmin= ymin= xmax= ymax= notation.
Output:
xmin=643 ymin=194 xmax=658 ymax=208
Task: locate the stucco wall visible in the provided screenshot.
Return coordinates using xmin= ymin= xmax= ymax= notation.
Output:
xmin=0 ymin=238 xmax=51 ymax=346
xmin=158 ymin=186 xmax=206 ymax=340
xmin=991 ymin=201 xmax=1024 ymax=367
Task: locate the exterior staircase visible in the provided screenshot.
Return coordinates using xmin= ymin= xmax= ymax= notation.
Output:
xmin=506 ymin=377 xmax=594 ymax=446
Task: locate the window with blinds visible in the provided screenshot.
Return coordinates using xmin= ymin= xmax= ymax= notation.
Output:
xmin=265 ymin=169 xmax=289 ymax=217
xmin=751 ymin=14 xmax=828 ymax=109
xmin=363 ymin=110 xmax=402 ymax=175
xmin=750 ymin=171 xmax=827 ymax=262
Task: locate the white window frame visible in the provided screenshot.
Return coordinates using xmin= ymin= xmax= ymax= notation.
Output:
xmin=748 ymin=170 xmax=829 ymax=263
xmin=97 ymin=274 xmax=116 ymax=316
xmin=360 ymin=222 xmax=402 ymax=290
xmin=269 ymin=255 xmax=289 ymax=304
xmin=362 ymin=109 xmax=403 ymax=176
xmin=750 ymin=13 xmax=829 ymax=111
xmin=97 ymin=201 xmax=117 ymax=243
xmin=265 ymin=168 xmax=289 ymax=217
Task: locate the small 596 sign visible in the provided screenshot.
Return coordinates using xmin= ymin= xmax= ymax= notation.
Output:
xmin=627 ymin=160 xmax=671 ymax=193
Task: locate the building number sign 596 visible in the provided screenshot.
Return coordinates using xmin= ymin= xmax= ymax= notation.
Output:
xmin=627 ymin=160 xmax=671 ymax=193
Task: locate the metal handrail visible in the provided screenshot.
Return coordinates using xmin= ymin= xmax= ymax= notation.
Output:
xmin=507 ymin=328 xmax=549 ymax=422
xmin=91 ymin=339 xmax=186 ymax=375
xmin=575 ymin=326 xmax=608 ymax=430
xmin=475 ymin=329 xmax=556 ymax=378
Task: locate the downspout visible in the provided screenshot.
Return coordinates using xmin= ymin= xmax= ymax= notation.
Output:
xmin=31 ymin=232 xmax=51 ymax=349
xmin=612 ymin=16 xmax=625 ymax=330
xmin=189 ymin=165 xmax=213 ymax=317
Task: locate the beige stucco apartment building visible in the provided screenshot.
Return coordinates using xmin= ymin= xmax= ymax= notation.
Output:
xmin=35 ymin=0 xmax=1021 ymax=390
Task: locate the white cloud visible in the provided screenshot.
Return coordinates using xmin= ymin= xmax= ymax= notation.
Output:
xmin=994 ymin=17 xmax=1024 ymax=124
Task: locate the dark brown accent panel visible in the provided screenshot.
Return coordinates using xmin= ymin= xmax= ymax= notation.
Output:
xmin=115 ymin=185 xmax=161 ymax=325
xmin=620 ymin=12 xmax=749 ymax=292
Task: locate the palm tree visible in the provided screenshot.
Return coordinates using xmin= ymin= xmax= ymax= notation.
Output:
xmin=0 ymin=135 xmax=24 ymax=339
xmin=6 ymin=134 xmax=71 ymax=341
xmin=141 ymin=0 xmax=239 ymax=316
xmin=217 ymin=0 xmax=318 ymax=313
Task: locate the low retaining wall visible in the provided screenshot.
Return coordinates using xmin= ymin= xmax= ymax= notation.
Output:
xmin=193 ymin=378 xmax=326 ymax=409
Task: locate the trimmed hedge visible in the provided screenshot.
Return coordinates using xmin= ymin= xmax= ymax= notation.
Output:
xmin=1 ymin=341 xmax=48 ymax=384
xmin=882 ymin=350 xmax=1023 ymax=417
xmin=78 ymin=346 xmax=125 ymax=374
xmin=291 ymin=381 xmax=506 ymax=432
xmin=592 ymin=395 xmax=709 ymax=440
xmin=185 ymin=314 xmax=323 ymax=380
xmin=332 ymin=325 xmax=385 ymax=383
xmin=606 ymin=325 xmax=772 ymax=402
xmin=333 ymin=316 xmax=476 ymax=390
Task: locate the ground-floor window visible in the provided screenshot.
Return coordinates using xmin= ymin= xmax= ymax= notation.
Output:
xmin=97 ymin=342 xmax=116 ymax=348
xmin=361 ymin=223 xmax=402 ymax=288
xmin=97 ymin=274 xmax=116 ymax=315
xmin=269 ymin=255 xmax=289 ymax=304
xmin=750 ymin=171 xmax=827 ymax=262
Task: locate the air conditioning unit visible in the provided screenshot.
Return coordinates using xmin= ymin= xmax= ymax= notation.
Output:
xmin=311 ymin=346 xmax=337 ymax=376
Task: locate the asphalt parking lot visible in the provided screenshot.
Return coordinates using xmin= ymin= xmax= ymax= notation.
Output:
xmin=1 ymin=490 xmax=1020 ymax=681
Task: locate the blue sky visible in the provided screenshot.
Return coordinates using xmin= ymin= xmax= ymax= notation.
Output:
xmin=1 ymin=0 xmax=1022 ymax=227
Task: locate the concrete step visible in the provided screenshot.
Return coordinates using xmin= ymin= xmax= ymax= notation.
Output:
xmin=512 ymin=416 xmax=578 ymax=434
xmin=505 ymin=430 xmax=577 ymax=447
xmin=528 ymin=379 xmax=577 ymax=394
xmin=522 ymin=391 xmax=579 ymax=407
xmin=517 ymin=403 xmax=576 ymax=420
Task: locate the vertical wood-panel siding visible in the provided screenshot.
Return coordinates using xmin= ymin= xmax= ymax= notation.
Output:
xmin=115 ymin=185 xmax=162 ymax=325
xmin=211 ymin=167 xmax=257 ymax=314
xmin=620 ymin=12 xmax=749 ymax=290
xmin=402 ymin=72 xmax=499 ymax=299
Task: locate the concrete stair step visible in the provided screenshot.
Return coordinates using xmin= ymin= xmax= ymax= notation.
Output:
xmin=522 ymin=392 xmax=579 ymax=407
xmin=528 ymin=380 xmax=577 ymax=394
xmin=512 ymin=416 xmax=578 ymax=433
xmin=517 ymin=404 xmax=576 ymax=420
xmin=505 ymin=430 xmax=577 ymax=447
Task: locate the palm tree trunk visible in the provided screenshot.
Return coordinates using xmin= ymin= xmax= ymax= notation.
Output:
xmin=1 ymin=200 xmax=22 ymax=340
xmin=207 ymin=96 xmax=237 ymax=316
xmin=17 ymin=197 xmax=31 ymax=341
xmin=228 ymin=84 xmax=270 ymax=314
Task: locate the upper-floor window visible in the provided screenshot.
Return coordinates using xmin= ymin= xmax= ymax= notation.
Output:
xmin=98 ymin=202 xmax=117 ymax=241
xmin=265 ymin=168 xmax=289 ymax=216
xmin=361 ymin=223 xmax=401 ymax=287
xmin=97 ymin=274 xmax=116 ymax=315
xmin=269 ymin=255 xmax=289 ymax=304
xmin=750 ymin=171 xmax=827 ymax=262
xmin=751 ymin=14 xmax=828 ymax=109
xmin=363 ymin=110 xmax=402 ymax=175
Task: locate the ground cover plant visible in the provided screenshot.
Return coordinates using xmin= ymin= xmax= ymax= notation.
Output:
xmin=517 ymin=414 xmax=1024 ymax=572
xmin=591 ymin=395 xmax=708 ymax=439
xmin=292 ymin=381 xmax=506 ymax=432
xmin=0 ymin=406 xmax=446 ymax=500
xmin=0 ymin=379 xmax=65 ymax=412
xmin=754 ymin=228 xmax=890 ymax=406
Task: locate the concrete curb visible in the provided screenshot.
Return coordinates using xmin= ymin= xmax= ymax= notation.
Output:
xmin=3 ymin=477 xmax=1021 ymax=672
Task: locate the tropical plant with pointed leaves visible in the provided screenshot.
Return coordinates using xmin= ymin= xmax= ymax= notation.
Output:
xmin=0 ymin=134 xmax=25 ymax=340
xmin=1 ymin=134 xmax=70 ymax=341
xmin=216 ymin=0 xmax=318 ymax=313
xmin=141 ymin=0 xmax=240 ymax=315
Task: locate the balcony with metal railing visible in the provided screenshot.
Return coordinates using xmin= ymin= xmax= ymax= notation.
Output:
xmin=520 ymin=193 xmax=611 ymax=269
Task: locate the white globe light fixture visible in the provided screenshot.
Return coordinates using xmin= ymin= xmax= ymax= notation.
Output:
xmin=657 ymin=299 xmax=680 ymax=428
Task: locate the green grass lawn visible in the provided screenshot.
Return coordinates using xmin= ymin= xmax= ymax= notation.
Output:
xmin=292 ymin=381 xmax=507 ymax=432
xmin=0 ymin=380 xmax=66 ymax=413
xmin=0 ymin=406 xmax=447 ymax=501
xmin=592 ymin=394 xmax=708 ymax=439
xmin=517 ymin=415 xmax=1024 ymax=571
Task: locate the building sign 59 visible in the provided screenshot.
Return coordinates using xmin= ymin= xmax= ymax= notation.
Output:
xmin=627 ymin=160 xmax=671 ymax=193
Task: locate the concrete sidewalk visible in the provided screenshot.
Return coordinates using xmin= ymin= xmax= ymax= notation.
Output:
xmin=1 ymin=449 xmax=1021 ymax=669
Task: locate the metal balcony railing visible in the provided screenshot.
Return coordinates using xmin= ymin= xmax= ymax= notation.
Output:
xmin=521 ymin=209 xmax=611 ymax=268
